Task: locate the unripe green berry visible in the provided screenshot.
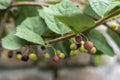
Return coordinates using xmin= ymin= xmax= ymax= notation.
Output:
xmin=70 ymin=50 xmax=78 ymax=56
xmin=89 ymin=47 xmax=96 ymax=54
xmin=59 ymin=53 xmax=65 ymax=59
xmin=81 ymin=40 xmax=85 ymax=45
xmin=16 ymin=54 xmax=22 ymax=60
xmin=29 ymin=53 xmax=38 ymax=61
xmin=111 ymin=23 xmax=117 ymax=29
xmin=79 ymin=45 xmax=88 ymax=53
xmin=44 ymin=52 xmax=50 ymax=59
xmin=70 ymin=43 xmax=77 ymax=50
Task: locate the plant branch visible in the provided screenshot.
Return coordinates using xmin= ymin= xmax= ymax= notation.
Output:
xmin=45 ymin=33 xmax=75 ymax=44
xmin=10 ymin=1 xmax=51 ymax=7
xmin=45 ymin=8 xmax=120 ymax=44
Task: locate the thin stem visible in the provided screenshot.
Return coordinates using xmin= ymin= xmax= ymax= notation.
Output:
xmin=10 ymin=1 xmax=51 ymax=7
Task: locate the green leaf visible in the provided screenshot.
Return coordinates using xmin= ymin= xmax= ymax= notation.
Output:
xmin=2 ymin=31 xmax=26 ymax=50
xmin=83 ymin=5 xmax=101 ymax=19
xmin=15 ymin=6 xmax=38 ymax=25
xmin=87 ymin=29 xmax=114 ymax=56
xmin=38 ymin=7 xmax=71 ymax=35
xmin=18 ymin=16 xmax=46 ymax=35
xmin=46 ymin=0 xmax=95 ymax=33
xmin=105 ymin=1 xmax=120 ymax=15
xmin=0 ymin=0 xmax=11 ymax=9
xmin=88 ymin=0 xmax=112 ymax=17
xmin=15 ymin=27 xmax=45 ymax=46
xmin=107 ymin=29 xmax=120 ymax=48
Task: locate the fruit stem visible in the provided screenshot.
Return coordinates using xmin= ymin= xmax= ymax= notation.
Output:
xmin=80 ymin=33 xmax=89 ymax=41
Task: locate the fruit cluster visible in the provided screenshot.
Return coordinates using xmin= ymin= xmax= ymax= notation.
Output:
xmin=111 ymin=22 xmax=120 ymax=31
xmin=7 ymin=46 xmax=66 ymax=62
xmin=70 ymin=34 xmax=96 ymax=56
xmin=16 ymin=51 xmax=38 ymax=62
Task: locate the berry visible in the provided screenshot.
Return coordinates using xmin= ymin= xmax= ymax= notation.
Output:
xmin=16 ymin=54 xmax=22 ymax=60
xmin=53 ymin=55 xmax=60 ymax=62
xmin=70 ymin=50 xmax=78 ymax=56
xmin=79 ymin=45 xmax=88 ymax=53
xmin=76 ymin=42 xmax=81 ymax=48
xmin=41 ymin=46 xmax=46 ymax=50
xmin=89 ymin=47 xmax=96 ymax=54
xmin=16 ymin=51 xmax=22 ymax=54
xmin=43 ymin=52 xmax=50 ymax=59
xmin=75 ymin=35 xmax=82 ymax=42
xmin=22 ymin=55 xmax=29 ymax=62
xmin=29 ymin=53 xmax=38 ymax=61
xmin=81 ymin=40 xmax=85 ymax=45
xmin=8 ymin=51 xmax=13 ymax=58
xmin=117 ymin=25 xmax=120 ymax=31
xmin=59 ymin=53 xmax=65 ymax=59
xmin=84 ymin=41 xmax=94 ymax=50
xmin=111 ymin=23 xmax=117 ymax=29
xmin=70 ymin=43 xmax=77 ymax=50
xmin=56 ymin=50 xmax=61 ymax=55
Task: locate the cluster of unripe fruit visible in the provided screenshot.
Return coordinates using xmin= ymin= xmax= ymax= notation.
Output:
xmin=70 ymin=34 xmax=96 ymax=56
xmin=111 ymin=22 xmax=120 ymax=31
xmin=7 ymin=47 xmax=66 ymax=62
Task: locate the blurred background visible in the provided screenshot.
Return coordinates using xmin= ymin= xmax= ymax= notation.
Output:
xmin=1 ymin=0 xmax=120 ymax=80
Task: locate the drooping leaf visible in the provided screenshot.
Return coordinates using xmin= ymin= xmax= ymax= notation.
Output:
xmin=107 ymin=29 xmax=120 ymax=48
xmin=83 ymin=5 xmax=101 ymax=19
xmin=87 ymin=29 xmax=114 ymax=56
xmin=38 ymin=7 xmax=71 ymax=35
xmin=46 ymin=0 xmax=95 ymax=33
xmin=2 ymin=31 xmax=26 ymax=50
xmin=88 ymin=0 xmax=112 ymax=17
xmin=15 ymin=27 xmax=45 ymax=46
xmin=15 ymin=6 xmax=38 ymax=25
xmin=0 ymin=0 xmax=11 ymax=9
xmin=18 ymin=16 xmax=46 ymax=35
xmin=105 ymin=1 xmax=120 ymax=15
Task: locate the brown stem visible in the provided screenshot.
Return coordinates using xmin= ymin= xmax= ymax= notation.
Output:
xmin=10 ymin=1 xmax=51 ymax=7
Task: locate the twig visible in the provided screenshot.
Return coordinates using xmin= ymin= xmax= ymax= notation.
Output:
xmin=10 ymin=1 xmax=51 ymax=7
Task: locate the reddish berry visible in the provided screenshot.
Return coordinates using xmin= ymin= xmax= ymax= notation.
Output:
xmin=75 ymin=35 xmax=82 ymax=42
xmin=84 ymin=41 xmax=94 ymax=50
xmin=53 ymin=55 xmax=60 ymax=62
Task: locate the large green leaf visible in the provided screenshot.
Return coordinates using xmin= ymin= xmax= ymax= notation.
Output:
xmin=107 ymin=29 xmax=120 ymax=48
xmin=2 ymin=31 xmax=26 ymax=50
xmin=105 ymin=1 xmax=120 ymax=15
xmin=0 ymin=0 xmax=11 ymax=9
xmin=88 ymin=0 xmax=112 ymax=17
xmin=38 ymin=7 xmax=71 ymax=35
xmin=87 ymin=29 xmax=114 ymax=56
xmin=15 ymin=6 xmax=38 ymax=25
xmin=47 ymin=0 xmax=95 ymax=33
xmin=83 ymin=5 xmax=101 ymax=19
xmin=18 ymin=16 xmax=46 ymax=35
xmin=15 ymin=27 xmax=45 ymax=46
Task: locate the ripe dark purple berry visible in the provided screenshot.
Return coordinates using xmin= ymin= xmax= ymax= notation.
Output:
xmin=53 ymin=55 xmax=60 ymax=62
xmin=84 ymin=41 xmax=94 ymax=50
xmin=76 ymin=42 xmax=81 ymax=48
xmin=22 ymin=55 xmax=29 ymax=62
xmin=75 ymin=35 xmax=82 ymax=42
